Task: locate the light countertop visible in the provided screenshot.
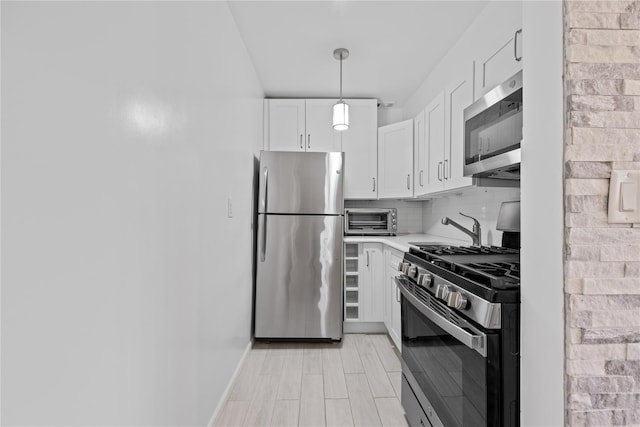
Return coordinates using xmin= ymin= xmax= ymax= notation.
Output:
xmin=343 ymin=233 xmax=466 ymax=253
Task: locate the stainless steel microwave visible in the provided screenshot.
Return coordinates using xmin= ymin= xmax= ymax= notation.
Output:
xmin=344 ymin=208 xmax=397 ymax=235
xmin=463 ymin=70 xmax=522 ymax=178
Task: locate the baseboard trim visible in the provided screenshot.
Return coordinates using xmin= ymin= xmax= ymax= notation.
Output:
xmin=343 ymin=321 xmax=387 ymax=334
xmin=207 ymin=340 xmax=253 ymax=427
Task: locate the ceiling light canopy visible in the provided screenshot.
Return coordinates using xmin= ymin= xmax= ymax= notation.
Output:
xmin=333 ymin=48 xmax=349 ymax=131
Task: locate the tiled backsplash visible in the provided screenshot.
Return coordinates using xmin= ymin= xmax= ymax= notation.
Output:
xmin=346 ymin=186 xmax=520 ymax=239
xmin=421 ymin=187 xmax=521 ymax=246
xmin=344 ymin=199 xmax=424 ymax=234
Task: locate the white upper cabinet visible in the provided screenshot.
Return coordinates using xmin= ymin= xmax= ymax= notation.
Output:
xmin=414 ymin=91 xmax=446 ymax=196
xmin=264 ymin=99 xmax=341 ymax=152
xmin=413 ymin=109 xmax=427 ymax=196
xmin=342 ymin=99 xmax=378 ymax=199
xmin=304 ymin=99 xmax=343 ymax=152
xmin=413 ymin=64 xmax=474 ymax=197
xmin=474 ymin=26 xmax=523 ymax=99
xmin=265 ymin=99 xmax=306 ymax=151
xmin=425 ymin=91 xmax=446 ymax=194
xmin=444 ymin=67 xmax=474 ymax=191
xmin=378 ymin=119 xmax=414 ymax=199
xmin=264 ymin=98 xmax=378 ymax=199
xmin=413 ymin=92 xmax=445 ymax=197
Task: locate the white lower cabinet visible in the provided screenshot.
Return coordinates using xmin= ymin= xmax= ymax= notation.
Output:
xmin=344 ymin=241 xmax=402 ymax=348
xmin=385 ymin=247 xmax=403 ymax=350
xmin=344 ymin=242 xmax=383 ymax=323
xmin=361 ymin=243 xmax=384 ymax=322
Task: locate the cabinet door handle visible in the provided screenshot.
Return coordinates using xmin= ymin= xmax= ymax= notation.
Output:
xmin=407 ymin=174 xmax=411 ymax=190
xmin=438 ymin=162 xmax=443 ymax=181
xmin=396 ymin=280 xmax=401 ymax=302
xmin=299 ymin=134 xmax=303 ymax=149
xmin=514 ymin=29 xmax=523 ymax=62
xmin=420 ymin=170 xmax=424 ymax=186
xmin=372 ymin=177 xmax=376 ymax=192
xmin=366 ymin=251 xmax=370 ymax=267
xmin=444 ymin=159 xmax=449 ymax=180
xmin=307 ymin=134 xmax=311 ymax=149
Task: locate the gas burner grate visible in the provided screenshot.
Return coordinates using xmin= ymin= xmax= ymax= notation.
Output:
xmin=409 ymin=245 xmax=520 ymax=290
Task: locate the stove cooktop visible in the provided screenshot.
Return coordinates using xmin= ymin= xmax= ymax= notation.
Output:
xmin=409 ymin=245 xmax=520 ymax=291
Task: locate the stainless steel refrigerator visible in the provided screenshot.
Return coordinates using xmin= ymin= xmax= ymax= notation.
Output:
xmin=254 ymin=151 xmax=344 ymax=340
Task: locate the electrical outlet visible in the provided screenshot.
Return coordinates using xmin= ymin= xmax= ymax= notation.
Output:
xmin=227 ymin=198 xmax=233 ymax=218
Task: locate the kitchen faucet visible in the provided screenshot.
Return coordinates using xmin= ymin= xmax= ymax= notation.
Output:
xmin=441 ymin=212 xmax=482 ymax=246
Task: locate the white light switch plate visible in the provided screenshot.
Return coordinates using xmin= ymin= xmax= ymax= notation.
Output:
xmin=608 ymin=170 xmax=640 ymax=223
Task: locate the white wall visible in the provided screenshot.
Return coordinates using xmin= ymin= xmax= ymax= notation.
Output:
xmin=1 ymin=2 xmax=263 ymax=425
xmin=521 ymin=1 xmax=564 ymax=426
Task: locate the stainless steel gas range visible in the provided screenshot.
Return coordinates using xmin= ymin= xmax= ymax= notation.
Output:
xmin=396 ymin=244 xmax=520 ymax=427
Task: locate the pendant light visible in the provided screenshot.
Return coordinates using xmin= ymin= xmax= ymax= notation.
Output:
xmin=333 ymin=48 xmax=349 ymax=131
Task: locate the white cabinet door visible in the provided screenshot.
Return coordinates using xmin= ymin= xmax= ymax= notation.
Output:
xmin=305 ymin=99 xmax=342 ymax=152
xmin=378 ymin=119 xmax=414 ymax=199
xmin=385 ymin=247 xmax=403 ymax=350
xmin=474 ymin=28 xmax=523 ymax=100
xmin=361 ymin=243 xmax=384 ymax=322
xmin=342 ymin=99 xmax=378 ymax=199
xmin=424 ymin=91 xmax=446 ymax=194
xmin=444 ymin=68 xmax=474 ymax=191
xmin=413 ymin=109 xmax=427 ymax=197
xmin=265 ymin=99 xmax=306 ymax=151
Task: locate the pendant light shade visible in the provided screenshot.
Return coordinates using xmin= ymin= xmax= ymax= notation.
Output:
xmin=333 ymin=48 xmax=349 ymax=131
xmin=333 ymin=101 xmax=349 ymax=131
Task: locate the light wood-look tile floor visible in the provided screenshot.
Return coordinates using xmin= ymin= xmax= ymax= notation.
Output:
xmin=214 ymin=334 xmax=408 ymax=427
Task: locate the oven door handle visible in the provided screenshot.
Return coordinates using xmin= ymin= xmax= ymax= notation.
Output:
xmin=396 ymin=277 xmax=488 ymax=357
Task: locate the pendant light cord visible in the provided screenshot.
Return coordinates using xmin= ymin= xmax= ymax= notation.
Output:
xmin=339 ymin=53 xmax=343 ymax=102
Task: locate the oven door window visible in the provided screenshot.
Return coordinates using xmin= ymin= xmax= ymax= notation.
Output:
xmin=402 ymin=296 xmax=500 ymax=427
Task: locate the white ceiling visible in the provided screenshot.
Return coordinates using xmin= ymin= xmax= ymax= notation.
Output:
xmin=227 ymin=1 xmax=489 ymax=107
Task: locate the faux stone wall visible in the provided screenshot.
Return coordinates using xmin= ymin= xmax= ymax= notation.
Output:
xmin=565 ymin=1 xmax=640 ymax=425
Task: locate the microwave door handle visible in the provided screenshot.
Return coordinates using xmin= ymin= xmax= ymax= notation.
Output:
xmin=396 ymin=277 xmax=488 ymax=357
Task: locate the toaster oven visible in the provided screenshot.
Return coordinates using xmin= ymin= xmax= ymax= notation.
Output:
xmin=344 ymin=208 xmax=397 ymax=235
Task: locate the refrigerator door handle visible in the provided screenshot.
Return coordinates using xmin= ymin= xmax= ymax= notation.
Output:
xmin=263 ymin=167 xmax=268 ymax=212
xmin=260 ymin=166 xmax=268 ymax=262
xmin=260 ymin=214 xmax=267 ymax=262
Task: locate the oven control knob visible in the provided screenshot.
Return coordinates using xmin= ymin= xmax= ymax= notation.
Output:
xmin=398 ymin=262 xmax=408 ymax=272
xmin=447 ymin=292 xmax=469 ymax=310
xmin=401 ymin=263 xmax=411 ymax=274
xmin=435 ymin=284 xmax=451 ymax=300
xmin=408 ymin=266 xmax=418 ymax=278
xmin=418 ymin=273 xmax=433 ymax=287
